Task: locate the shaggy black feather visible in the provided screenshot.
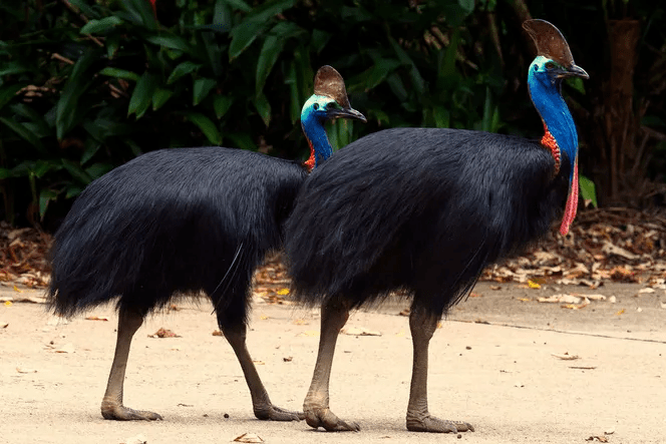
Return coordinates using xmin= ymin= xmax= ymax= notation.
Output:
xmin=285 ymin=127 xmax=570 ymax=317
xmin=49 ymin=147 xmax=305 ymax=329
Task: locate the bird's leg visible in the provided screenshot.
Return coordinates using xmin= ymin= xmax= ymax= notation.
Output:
xmin=406 ymin=307 xmax=474 ymax=433
xmin=221 ymin=323 xmax=303 ymax=421
xmin=303 ymin=298 xmax=360 ymax=431
xmin=101 ymin=306 xmax=162 ymax=420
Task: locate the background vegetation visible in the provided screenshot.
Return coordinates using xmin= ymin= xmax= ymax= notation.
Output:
xmin=1 ymin=0 xmax=665 ymax=230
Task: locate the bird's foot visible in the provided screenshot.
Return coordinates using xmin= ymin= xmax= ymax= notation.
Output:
xmin=304 ymin=407 xmax=360 ymax=431
xmin=406 ymin=414 xmax=474 ymax=433
xmin=254 ymin=404 xmax=304 ymax=421
xmin=101 ymin=403 xmax=163 ymax=421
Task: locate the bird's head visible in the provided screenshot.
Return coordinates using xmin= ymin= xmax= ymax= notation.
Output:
xmin=301 ymin=94 xmax=366 ymax=124
xmin=524 ymin=20 xmax=588 ymax=89
xmin=301 ymin=65 xmax=366 ymax=170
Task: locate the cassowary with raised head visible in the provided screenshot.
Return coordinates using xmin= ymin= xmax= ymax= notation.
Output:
xmin=285 ymin=20 xmax=588 ymax=433
xmin=48 ymin=66 xmax=365 ymax=422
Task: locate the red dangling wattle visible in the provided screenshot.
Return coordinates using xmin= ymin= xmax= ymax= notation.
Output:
xmin=559 ymin=158 xmax=578 ymax=235
xmin=304 ymin=139 xmax=315 ymax=171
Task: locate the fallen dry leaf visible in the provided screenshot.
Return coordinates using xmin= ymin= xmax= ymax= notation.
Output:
xmin=85 ymin=315 xmax=109 ymax=321
xmin=149 ymin=328 xmax=181 ymax=338
xmin=233 ymin=433 xmax=264 ymax=443
xmin=615 ymin=309 xmax=625 ymax=316
xmin=527 ymin=280 xmax=541 ymax=289
xmin=121 ymin=433 xmax=148 ymax=444
xmin=55 ymin=342 xmax=75 ymax=353
xmin=586 ymin=435 xmax=608 ymax=442
xmin=469 ymin=292 xmax=483 ymax=298
xmin=283 ymin=356 xmax=293 ymax=362
xmin=342 ymin=326 xmax=382 ymax=336
xmin=551 ymin=353 xmax=580 ymax=361
xmin=212 ymin=330 xmax=224 ymax=336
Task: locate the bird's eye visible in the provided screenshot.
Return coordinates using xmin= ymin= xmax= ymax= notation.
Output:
xmin=545 ymin=62 xmax=556 ymax=70
xmin=313 ymin=103 xmax=319 ymax=110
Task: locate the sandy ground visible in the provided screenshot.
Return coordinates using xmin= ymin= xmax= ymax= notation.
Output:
xmin=1 ymin=281 xmax=665 ymax=444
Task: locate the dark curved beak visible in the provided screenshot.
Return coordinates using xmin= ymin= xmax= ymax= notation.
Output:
xmin=327 ymin=107 xmax=367 ymax=123
xmin=556 ymin=64 xmax=589 ymax=80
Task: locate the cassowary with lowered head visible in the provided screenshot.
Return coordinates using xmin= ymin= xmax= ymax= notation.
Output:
xmin=48 ymin=66 xmax=365 ymax=422
xmin=284 ymin=20 xmax=589 ymax=433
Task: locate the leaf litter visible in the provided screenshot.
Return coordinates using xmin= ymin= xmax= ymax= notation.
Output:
xmin=1 ymin=209 xmax=665 ymax=306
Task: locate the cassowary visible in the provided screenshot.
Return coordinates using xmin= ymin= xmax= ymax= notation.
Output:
xmin=284 ymin=20 xmax=589 ymax=433
xmin=48 ymin=66 xmax=365 ymax=421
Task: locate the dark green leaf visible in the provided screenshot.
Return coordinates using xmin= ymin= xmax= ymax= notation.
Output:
xmin=213 ymin=95 xmax=233 ymax=119
xmin=253 ymin=93 xmax=271 ymax=127
xmin=39 ymin=188 xmax=60 ymax=221
xmin=432 ymin=105 xmax=450 ymax=128
xmin=311 ymin=29 xmax=332 ymax=54
xmin=229 ymin=21 xmax=264 ymax=60
xmin=365 ymin=59 xmax=401 ymax=90
xmin=201 ymin=32 xmax=223 ymax=77
xmin=457 ymin=0 xmax=475 ymax=15
xmin=80 ymin=16 xmax=123 ymax=34
xmin=244 ymin=0 xmax=296 ymax=23
xmin=579 ymin=175 xmax=598 ymax=208
xmin=193 ymin=78 xmax=217 ymax=106
xmin=286 ymin=61 xmax=301 ymax=124
xmin=120 ymin=0 xmax=157 ymax=30
xmin=0 ymin=117 xmax=46 ymax=153
xmin=0 ymin=84 xmax=24 ymax=111
xmin=128 ymin=72 xmax=156 ymax=119
xmin=56 ymin=49 xmax=97 ymax=139
xmin=225 ymin=0 xmax=252 ymax=12
xmin=146 ymin=35 xmax=191 ymax=53
xmin=81 ymin=139 xmax=102 ymax=165
xmin=99 ymin=67 xmax=141 ymax=81
xmin=0 ymin=62 xmax=28 ymax=77
xmin=153 ymin=88 xmax=174 ymax=110
xmin=61 ymin=159 xmax=93 ymax=184
xmin=85 ymin=163 xmax=113 ymax=180
xmin=167 ymin=62 xmax=202 ymax=84
xmin=255 ymin=35 xmax=284 ymax=95
xmin=227 ymin=132 xmax=257 ymax=151
xmin=185 ymin=112 xmax=222 ymax=145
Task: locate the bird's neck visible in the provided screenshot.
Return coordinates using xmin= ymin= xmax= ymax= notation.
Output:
xmin=528 ymin=67 xmax=580 ymax=236
xmin=528 ymin=76 xmax=578 ymax=177
xmin=301 ymin=116 xmax=333 ymax=171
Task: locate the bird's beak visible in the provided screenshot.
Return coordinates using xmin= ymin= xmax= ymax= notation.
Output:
xmin=327 ymin=107 xmax=367 ymax=123
xmin=555 ymin=64 xmax=589 ymax=80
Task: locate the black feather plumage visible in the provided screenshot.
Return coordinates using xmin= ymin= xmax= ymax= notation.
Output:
xmin=50 ymin=147 xmax=304 ymax=326
xmin=285 ymin=127 xmax=570 ymax=317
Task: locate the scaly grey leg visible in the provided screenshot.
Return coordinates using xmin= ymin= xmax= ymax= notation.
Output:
xmin=222 ymin=323 xmax=303 ymax=421
xmin=303 ymin=298 xmax=359 ymax=431
xmin=406 ymin=307 xmax=474 ymax=433
xmin=101 ymin=307 xmax=162 ymax=421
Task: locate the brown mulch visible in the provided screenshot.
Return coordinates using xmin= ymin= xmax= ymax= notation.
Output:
xmin=2 ymin=208 xmax=665 ymax=299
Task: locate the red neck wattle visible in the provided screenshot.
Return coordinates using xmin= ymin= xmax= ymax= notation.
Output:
xmin=304 ymin=139 xmax=315 ymax=172
xmin=541 ymin=123 xmax=577 ymax=236
xmin=541 ymin=124 xmax=561 ymax=176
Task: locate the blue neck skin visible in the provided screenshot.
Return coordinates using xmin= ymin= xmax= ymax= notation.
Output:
xmin=300 ymin=95 xmax=334 ymax=168
xmin=527 ymin=56 xmax=578 ymax=181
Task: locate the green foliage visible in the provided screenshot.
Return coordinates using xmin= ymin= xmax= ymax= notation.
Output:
xmin=0 ymin=0 xmax=503 ymax=227
xmin=7 ymin=0 xmax=660 ymax=226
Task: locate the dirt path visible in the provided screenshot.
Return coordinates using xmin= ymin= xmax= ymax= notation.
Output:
xmin=1 ymin=282 xmax=665 ymax=444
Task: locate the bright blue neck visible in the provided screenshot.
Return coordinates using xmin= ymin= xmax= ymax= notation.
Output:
xmin=301 ymin=95 xmax=333 ymax=168
xmin=527 ymin=56 xmax=578 ymax=179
